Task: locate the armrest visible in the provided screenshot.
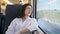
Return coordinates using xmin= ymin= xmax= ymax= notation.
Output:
xmin=32 ymin=30 xmax=37 ymax=34
xmin=32 ymin=26 xmax=46 ymax=34
xmin=38 ymin=26 xmax=46 ymax=34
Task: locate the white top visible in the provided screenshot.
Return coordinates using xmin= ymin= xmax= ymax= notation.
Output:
xmin=6 ymin=17 xmax=38 ymax=34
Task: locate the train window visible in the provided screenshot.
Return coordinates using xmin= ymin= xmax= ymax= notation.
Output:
xmin=36 ymin=0 xmax=60 ymax=34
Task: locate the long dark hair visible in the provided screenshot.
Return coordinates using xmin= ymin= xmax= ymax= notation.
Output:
xmin=17 ymin=3 xmax=32 ymax=18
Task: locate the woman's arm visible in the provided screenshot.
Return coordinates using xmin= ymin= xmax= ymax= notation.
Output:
xmin=15 ymin=18 xmax=44 ymax=34
xmin=15 ymin=27 xmax=44 ymax=34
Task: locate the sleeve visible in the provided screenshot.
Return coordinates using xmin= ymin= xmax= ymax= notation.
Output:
xmin=5 ymin=19 xmax=16 ymax=34
xmin=27 ymin=19 xmax=38 ymax=31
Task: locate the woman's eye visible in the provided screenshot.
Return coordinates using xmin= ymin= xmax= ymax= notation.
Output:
xmin=27 ymin=8 xmax=33 ymax=11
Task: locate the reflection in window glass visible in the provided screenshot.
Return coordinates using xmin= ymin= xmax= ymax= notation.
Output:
xmin=37 ymin=0 xmax=60 ymax=34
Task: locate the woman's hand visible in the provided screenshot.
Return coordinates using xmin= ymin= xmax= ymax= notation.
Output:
xmin=15 ymin=30 xmax=22 ymax=34
xmin=15 ymin=27 xmax=30 ymax=34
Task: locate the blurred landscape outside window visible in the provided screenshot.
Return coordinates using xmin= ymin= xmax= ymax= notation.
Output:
xmin=36 ymin=0 xmax=60 ymax=34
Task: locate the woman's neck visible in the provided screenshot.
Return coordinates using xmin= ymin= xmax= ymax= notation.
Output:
xmin=22 ymin=16 xmax=28 ymax=22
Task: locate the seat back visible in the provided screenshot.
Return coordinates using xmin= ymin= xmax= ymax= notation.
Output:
xmin=0 ymin=13 xmax=2 ymax=34
xmin=4 ymin=5 xmax=22 ymax=34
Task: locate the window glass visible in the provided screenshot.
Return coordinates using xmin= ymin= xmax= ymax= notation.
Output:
xmin=37 ymin=0 xmax=60 ymax=34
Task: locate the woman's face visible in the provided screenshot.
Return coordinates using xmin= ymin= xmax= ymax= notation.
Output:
xmin=25 ymin=6 xmax=32 ymax=16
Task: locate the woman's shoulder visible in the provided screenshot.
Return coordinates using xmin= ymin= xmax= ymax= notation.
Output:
xmin=12 ymin=18 xmax=21 ymax=22
xmin=30 ymin=18 xmax=37 ymax=21
xmin=30 ymin=18 xmax=36 ymax=20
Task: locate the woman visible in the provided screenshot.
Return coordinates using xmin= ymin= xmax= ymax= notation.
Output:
xmin=6 ymin=3 xmax=44 ymax=34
